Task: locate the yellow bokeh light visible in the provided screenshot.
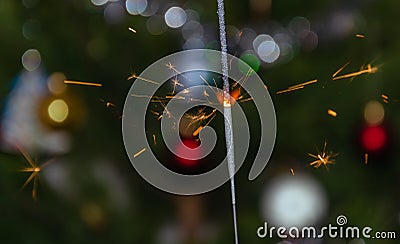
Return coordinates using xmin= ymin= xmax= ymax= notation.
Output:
xmin=364 ymin=100 xmax=384 ymax=126
xmin=48 ymin=99 xmax=69 ymax=123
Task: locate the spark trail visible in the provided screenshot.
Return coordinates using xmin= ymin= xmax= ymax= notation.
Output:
xmin=217 ymin=0 xmax=239 ymax=243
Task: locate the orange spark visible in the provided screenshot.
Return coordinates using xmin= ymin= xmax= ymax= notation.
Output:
xmin=364 ymin=153 xmax=368 ymax=165
xmin=327 ymin=109 xmax=337 ymax=117
xmin=17 ymin=146 xmax=54 ymax=200
xmin=153 ymin=134 xmax=156 ymax=145
xmin=332 ymin=64 xmax=378 ymax=81
xmin=355 ymin=34 xmax=365 ymax=38
xmin=332 ymin=62 xmax=350 ymax=78
xmin=133 ymin=148 xmax=146 ymax=158
xmin=290 ymin=168 xmax=295 ymax=176
xmin=276 ymin=85 xmax=304 ymax=94
xmin=64 ymin=80 xmax=102 ymax=87
xmin=128 ymin=74 xmax=160 ymax=85
xmin=308 ymin=141 xmax=337 ymax=169
xmin=193 ymin=126 xmax=203 ymax=137
xmin=276 ymin=79 xmax=317 ymax=94
xmin=381 ymin=94 xmax=389 ymax=103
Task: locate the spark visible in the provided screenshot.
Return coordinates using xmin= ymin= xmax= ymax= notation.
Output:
xmin=381 ymin=94 xmax=389 ymax=104
xmin=153 ymin=134 xmax=156 ymax=145
xmin=128 ymin=27 xmax=137 ymax=33
xmin=276 ymin=86 xmax=304 ymax=94
xmin=64 ymin=80 xmax=102 ymax=87
xmin=100 ymin=99 xmax=116 ymax=108
xmin=290 ymin=168 xmax=295 ymax=176
xmin=355 ymin=34 xmax=365 ymax=38
xmin=332 ymin=62 xmax=350 ymax=78
xmin=327 ymin=109 xmax=337 ymax=117
xmin=237 ymin=97 xmax=253 ymax=103
xmin=171 ymin=77 xmax=184 ymax=94
xmin=193 ymin=126 xmax=203 ymax=137
xmin=192 ymin=112 xmax=217 ymax=136
xmin=17 ymin=147 xmax=53 ymax=200
xmin=185 ymin=108 xmax=217 ymax=128
xmin=276 ymin=79 xmax=318 ymax=94
xmin=364 ymin=153 xmax=369 ymax=165
xmin=133 ymin=148 xmax=146 ymax=158
xmin=165 ymin=95 xmax=185 ymax=100
xmin=332 ymin=64 xmax=379 ymax=81
xmin=128 ymin=74 xmax=160 ymax=85
xmin=308 ymin=141 xmax=337 ymax=169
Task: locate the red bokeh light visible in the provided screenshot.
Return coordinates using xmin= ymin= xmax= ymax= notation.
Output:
xmin=175 ymin=139 xmax=201 ymax=167
xmin=361 ymin=126 xmax=387 ymax=152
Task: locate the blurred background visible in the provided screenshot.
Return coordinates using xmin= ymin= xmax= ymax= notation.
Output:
xmin=0 ymin=0 xmax=399 ymax=243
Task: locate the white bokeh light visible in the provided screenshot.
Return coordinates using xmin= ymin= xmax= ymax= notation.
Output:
xmin=257 ymin=40 xmax=280 ymax=63
xmin=164 ymin=6 xmax=187 ymax=28
xmin=126 ymin=0 xmax=147 ymax=15
xmin=104 ymin=2 xmax=125 ymax=24
xmin=91 ymin=0 xmax=108 ymax=6
xmin=260 ymin=173 xmax=328 ymax=228
xmin=21 ymin=49 xmax=41 ymax=71
xmin=253 ymin=34 xmax=273 ymax=51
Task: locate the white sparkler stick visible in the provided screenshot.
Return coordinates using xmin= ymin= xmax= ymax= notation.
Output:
xmin=217 ymin=0 xmax=239 ymax=243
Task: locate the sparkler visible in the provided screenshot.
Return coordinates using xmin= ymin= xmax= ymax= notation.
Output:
xmin=64 ymin=80 xmax=102 ymax=87
xmin=308 ymin=141 xmax=337 ymax=169
xmin=17 ymin=147 xmax=53 ymax=200
xmin=217 ymin=0 xmax=239 ymax=243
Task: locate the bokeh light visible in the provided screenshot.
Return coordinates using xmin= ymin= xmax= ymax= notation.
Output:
xmin=104 ymin=2 xmax=125 ymax=25
xmin=260 ymin=174 xmax=328 ymax=228
xmin=21 ymin=49 xmax=41 ymax=71
xmin=48 ymin=99 xmax=69 ymax=123
xmin=257 ymin=40 xmax=280 ymax=63
xmin=182 ymin=20 xmax=203 ymax=40
xmin=364 ymin=100 xmax=384 ymax=126
xmin=126 ymin=0 xmax=147 ymax=15
xmin=239 ymin=52 xmax=260 ymax=73
xmin=22 ymin=19 xmax=41 ymax=40
xmin=253 ymin=34 xmax=274 ymax=52
xmin=47 ymin=72 xmax=67 ymax=95
xmin=90 ymin=0 xmax=108 ymax=6
xmin=165 ymin=6 xmax=187 ymax=28
xmin=146 ymin=15 xmax=168 ymax=35
xmin=183 ymin=37 xmax=205 ymax=50
xmin=361 ymin=126 xmax=387 ymax=152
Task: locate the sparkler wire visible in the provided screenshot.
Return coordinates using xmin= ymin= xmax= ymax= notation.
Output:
xmin=217 ymin=0 xmax=239 ymax=243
